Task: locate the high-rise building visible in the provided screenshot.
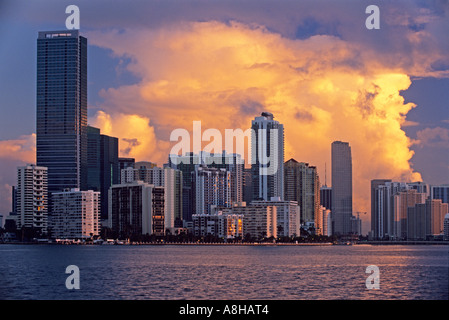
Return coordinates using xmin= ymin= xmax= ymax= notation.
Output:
xmin=251 ymin=112 xmax=284 ymax=201
xmin=167 ymin=152 xmax=199 ymax=222
xmin=444 ymin=213 xmax=449 ymax=240
xmin=87 ymin=126 xmax=101 ymax=192
xmin=99 ymin=134 xmax=119 ymax=220
xmin=242 ymin=167 xmax=253 ymax=205
xmin=50 ymin=188 xmax=100 ymax=239
xmin=394 ymin=189 xmax=427 ymax=239
xmin=121 ymin=165 xmax=183 ymax=230
xmin=331 ymin=141 xmax=352 ymax=236
xmin=407 ymin=199 xmax=449 ymax=240
xmin=431 ymin=185 xmax=449 ymax=204
xmin=16 ymin=165 xmax=48 ymax=235
xmin=108 ymin=181 xmax=165 ymax=238
xmin=118 ymin=158 xmax=135 ymax=183
xmin=86 ymin=126 xmax=119 ymax=220
xmin=204 ymin=152 xmax=244 ymax=206
xmin=370 ymin=179 xmax=392 ymax=239
xmin=321 ymin=206 xmax=332 ymax=236
xmin=284 ymin=159 xmax=320 ymax=229
xmin=251 ymin=198 xmax=300 ymax=237
xmin=193 ymin=165 xmax=231 ymax=215
xmin=36 ymin=30 xmax=88 ymax=193
xmin=168 ymin=151 xmax=244 ymax=222
xmin=320 ymin=185 xmax=332 ymax=212
xmin=371 ymin=181 xmax=428 ymax=240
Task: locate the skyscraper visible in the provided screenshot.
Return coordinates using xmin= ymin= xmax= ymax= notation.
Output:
xmin=331 ymin=141 xmax=352 ymax=236
xmin=370 ymin=179 xmax=392 ymax=238
xmin=86 ymin=125 xmax=119 ymax=220
xmin=120 ymin=165 xmax=183 ymax=230
xmin=193 ymin=165 xmax=231 ymax=215
xmin=109 ymin=181 xmax=165 ymax=238
xmin=36 ymin=30 xmax=88 ymax=193
xmin=284 ymin=159 xmax=320 ymax=229
xmin=431 ymin=184 xmax=449 ymax=204
xmin=251 ymin=112 xmax=284 ymax=201
xmin=99 ymin=134 xmax=119 ymax=220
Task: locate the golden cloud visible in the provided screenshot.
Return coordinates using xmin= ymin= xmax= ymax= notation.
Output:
xmin=87 ymin=21 xmax=426 ymax=228
xmin=0 ymin=134 xmax=36 ymax=163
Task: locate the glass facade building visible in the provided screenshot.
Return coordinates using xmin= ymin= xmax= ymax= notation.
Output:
xmin=36 ymin=30 xmax=88 ymax=193
xmin=331 ymin=141 xmax=352 ymax=236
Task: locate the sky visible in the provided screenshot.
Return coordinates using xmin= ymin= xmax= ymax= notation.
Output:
xmin=0 ymin=0 xmax=448 ymax=234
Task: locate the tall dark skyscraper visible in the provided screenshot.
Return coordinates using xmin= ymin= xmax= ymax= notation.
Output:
xmin=331 ymin=141 xmax=352 ymax=236
xmin=87 ymin=125 xmax=119 ymax=220
xmin=284 ymin=159 xmax=320 ymax=226
xmin=36 ymin=30 xmax=88 ymax=193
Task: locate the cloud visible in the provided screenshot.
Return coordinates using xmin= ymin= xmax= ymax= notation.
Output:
xmin=85 ymin=20 xmax=427 ymax=224
xmin=0 ymin=134 xmax=36 ymax=163
xmin=89 ymin=110 xmax=170 ymax=164
xmin=416 ymin=127 xmax=449 ymax=148
xmin=0 ymin=134 xmax=36 ymax=215
xmin=402 ymin=120 xmax=420 ymax=127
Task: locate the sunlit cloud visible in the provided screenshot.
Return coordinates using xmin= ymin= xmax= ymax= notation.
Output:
xmin=0 ymin=134 xmax=36 ymax=163
xmin=86 ymin=20 xmax=430 ymax=220
xmin=89 ymin=110 xmax=170 ymax=164
xmin=416 ymin=126 xmax=449 ymax=148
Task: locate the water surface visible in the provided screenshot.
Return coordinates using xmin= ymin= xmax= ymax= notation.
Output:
xmin=0 ymin=244 xmax=447 ymax=300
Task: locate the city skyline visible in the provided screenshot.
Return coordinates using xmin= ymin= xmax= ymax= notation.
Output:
xmin=1 ymin=1 xmax=449 ymax=236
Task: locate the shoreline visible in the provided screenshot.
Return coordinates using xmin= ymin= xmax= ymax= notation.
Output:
xmin=1 ymin=241 xmax=448 ymax=246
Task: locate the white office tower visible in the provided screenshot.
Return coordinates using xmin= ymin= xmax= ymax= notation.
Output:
xmin=51 ymin=188 xmax=100 ymax=239
xmin=251 ymin=112 xmax=284 ymax=201
xmin=16 ymin=165 xmax=48 ymax=235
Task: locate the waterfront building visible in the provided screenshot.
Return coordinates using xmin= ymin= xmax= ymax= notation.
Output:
xmin=108 ymin=181 xmax=165 ymax=238
xmin=251 ymin=198 xmax=300 ymax=237
xmin=16 ymin=165 xmax=48 ymax=235
xmin=50 ymin=188 xmax=100 ymax=239
xmin=407 ymin=199 xmax=448 ymax=240
xmin=192 ymin=210 xmax=243 ymax=240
